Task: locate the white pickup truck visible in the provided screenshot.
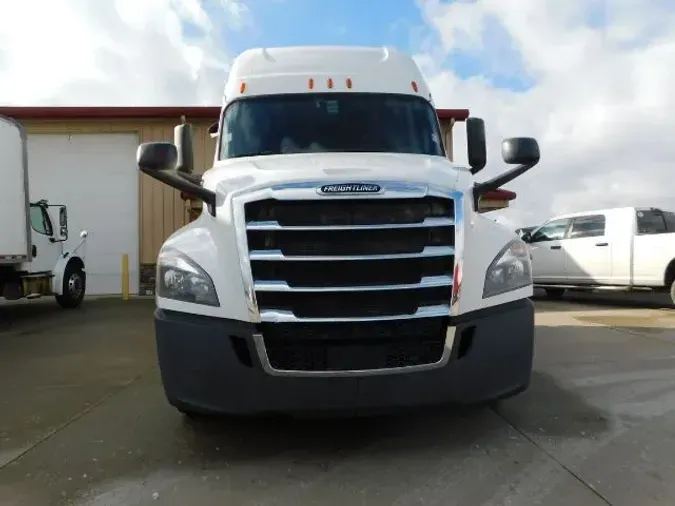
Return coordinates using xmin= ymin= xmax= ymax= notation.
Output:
xmin=523 ymin=207 xmax=675 ymax=305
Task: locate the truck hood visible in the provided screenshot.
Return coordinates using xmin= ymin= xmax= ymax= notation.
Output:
xmin=202 ymin=152 xmax=469 ymax=194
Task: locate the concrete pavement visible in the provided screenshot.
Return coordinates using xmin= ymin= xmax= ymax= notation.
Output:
xmin=1 ymin=296 xmax=674 ymax=505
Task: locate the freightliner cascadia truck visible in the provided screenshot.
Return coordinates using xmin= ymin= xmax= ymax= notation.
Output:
xmin=137 ymin=46 xmax=541 ymax=417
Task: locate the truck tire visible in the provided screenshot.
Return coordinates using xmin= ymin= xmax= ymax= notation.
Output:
xmin=55 ymin=262 xmax=86 ymax=308
xmin=544 ymin=288 xmax=565 ymax=300
xmin=670 ymin=278 xmax=675 ymax=307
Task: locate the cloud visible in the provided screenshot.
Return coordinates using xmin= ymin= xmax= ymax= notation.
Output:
xmin=1 ymin=0 xmax=672 ymax=229
xmin=0 ymin=0 xmax=248 ymax=106
xmin=416 ymin=0 xmax=675 ymax=227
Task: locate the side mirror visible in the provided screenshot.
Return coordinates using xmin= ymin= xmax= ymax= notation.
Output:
xmin=501 ymin=137 xmax=540 ymax=165
xmin=137 ymin=126 xmax=216 ymax=216
xmin=466 ymin=117 xmax=487 ymax=174
xmin=137 ymin=142 xmax=178 ymax=172
xmin=208 ymin=122 xmax=219 ymax=139
xmin=474 ymin=134 xmax=541 ymax=199
xmin=175 ymin=123 xmax=194 ymax=174
xmin=58 ymin=206 xmax=68 ymax=240
xmin=521 ymin=231 xmax=531 ymax=243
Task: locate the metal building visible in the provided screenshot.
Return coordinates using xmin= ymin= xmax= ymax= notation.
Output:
xmin=0 ymin=106 xmax=513 ymax=295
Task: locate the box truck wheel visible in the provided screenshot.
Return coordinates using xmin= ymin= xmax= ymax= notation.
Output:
xmin=670 ymin=278 xmax=675 ymax=307
xmin=56 ymin=261 xmax=86 ymax=308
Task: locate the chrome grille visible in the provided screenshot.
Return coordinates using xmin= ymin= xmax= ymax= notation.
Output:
xmin=243 ymin=195 xmax=456 ymax=372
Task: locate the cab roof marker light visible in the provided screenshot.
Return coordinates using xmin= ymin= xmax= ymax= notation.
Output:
xmin=346 ymin=77 xmax=352 ymax=89
xmin=239 ymin=82 xmax=246 ymax=94
xmin=327 ymin=77 xmax=334 ymax=89
xmin=308 ymin=78 xmax=314 ymax=90
xmin=411 ymin=81 xmax=419 ymax=92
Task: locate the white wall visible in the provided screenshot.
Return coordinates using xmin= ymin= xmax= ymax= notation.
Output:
xmin=27 ymin=133 xmax=140 ymax=295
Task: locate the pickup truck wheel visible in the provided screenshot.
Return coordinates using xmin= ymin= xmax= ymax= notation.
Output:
xmin=55 ymin=263 xmax=86 ymax=309
xmin=544 ymin=288 xmax=565 ymax=300
xmin=670 ymin=279 xmax=675 ymax=306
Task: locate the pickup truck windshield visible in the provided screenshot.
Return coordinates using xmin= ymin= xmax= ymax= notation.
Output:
xmin=219 ymin=93 xmax=445 ymax=159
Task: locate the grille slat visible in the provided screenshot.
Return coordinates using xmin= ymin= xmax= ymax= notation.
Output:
xmin=245 ymin=197 xmax=453 ymax=226
xmin=247 ymin=227 xmax=454 ymax=256
xmin=259 ymin=305 xmax=450 ymax=323
xmin=251 ymin=256 xmax=452 ymax=287
xmin=254 ymin=275 xmax=452 ymax=292
xmin=248 ymin=246 xmax=453 ymax=262
xmin=257 ymin=285 xmax=451 ymax=318
xmin=246 ymin=216 xmax=454 ymax=231
xmin=242 ymin=195 xmax=456 ymax=372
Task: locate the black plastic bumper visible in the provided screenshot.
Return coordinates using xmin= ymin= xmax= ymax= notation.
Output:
xmin=154 ymin=299 xmax=535 ymax=415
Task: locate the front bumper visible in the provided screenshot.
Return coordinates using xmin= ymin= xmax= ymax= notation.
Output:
xmin=154 ymin=299 xmax=535 ymax=415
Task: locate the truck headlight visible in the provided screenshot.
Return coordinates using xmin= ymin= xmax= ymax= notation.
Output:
xmin=156 ymin=249 xmax=219 ymax=306
xmin=482 ymin=239 xmax=532 ymax=298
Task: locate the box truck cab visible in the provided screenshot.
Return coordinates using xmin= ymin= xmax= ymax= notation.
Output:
xmin=0 ymin=116 xmax=88 ymax=307
xmin=138 ymin=46 xmax=542 ymax=417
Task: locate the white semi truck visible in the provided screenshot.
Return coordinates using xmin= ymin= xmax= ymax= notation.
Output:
xmin=0 ymin=116 xmax=88 ymax=308
xmin=138 ymin=46 xmax=542 ymax=417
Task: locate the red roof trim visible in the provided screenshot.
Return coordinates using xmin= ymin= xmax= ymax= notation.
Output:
xmin=436 ymin=109 xmax=469 ymax=121
xmin=0 ymin=106 xmax=221 ymax=120
xmin=483 ymin=189 xmax=517 ymax=201
xmin=0 ymin=106 xmax=469 ymax=121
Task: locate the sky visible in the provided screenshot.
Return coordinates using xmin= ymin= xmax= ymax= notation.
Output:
xmin=0 ymin=0 xmax=673 ymax=228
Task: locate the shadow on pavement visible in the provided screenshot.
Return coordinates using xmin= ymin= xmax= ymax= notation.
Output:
xmin=493 ymin=370 xmax=612 ymax=439
xmin=2 ymin=301 xmax=675 ymax=505
xmin=177 ymin=370 xmax=612 ymax=466
xmin=0 ymin=297 xmax=154 ymax=335
xmin=532 ymin=289 xmax=673 ymax=311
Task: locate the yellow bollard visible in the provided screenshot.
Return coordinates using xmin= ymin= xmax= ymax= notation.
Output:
xmin=121 ymin=254 xmax=130 ymax=300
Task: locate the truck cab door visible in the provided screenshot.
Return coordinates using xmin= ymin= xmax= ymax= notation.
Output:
xmin=632 ymin=209 xmax=675 ymax=285
xmin=47 ymin=205 xmax=68 ymax=241
xmin=562 ymin=214 xmax=612 ymax=284
xmin=28 ymin=203 xmax=62 ymax=273
xmin=527 ymin=218 xmax=571 ymax=283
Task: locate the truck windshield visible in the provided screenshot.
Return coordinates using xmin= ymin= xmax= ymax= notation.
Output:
xmin=219 ymin=93 xmax=445 ymax=159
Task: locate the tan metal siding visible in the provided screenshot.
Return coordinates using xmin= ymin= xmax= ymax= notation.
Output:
xmin=20 ymin=118 xmax=216 ymax=264
xmin=439 ymin=118 xmax=455 ymax=161
xmin=19 ymin=116 xmax=465 ymax=266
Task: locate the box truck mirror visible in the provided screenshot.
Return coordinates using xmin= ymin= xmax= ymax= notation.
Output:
xmin=58 ymin=206 xmax=68 ymax=240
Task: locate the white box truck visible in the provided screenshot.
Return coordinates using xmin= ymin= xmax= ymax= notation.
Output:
xmin=0 ymin=115 xmax=88 ymax=308
xmin=138 ymin=46 xmax=542 ymax=417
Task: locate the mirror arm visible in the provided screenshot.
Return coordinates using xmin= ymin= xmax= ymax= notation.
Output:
xmin=176 ymin=171 xmax=203 ymax=185
xmin=140 ymin=166 xmax=216 ymax=216
xmin=473 ymin=162 xmax=537 ymax=197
